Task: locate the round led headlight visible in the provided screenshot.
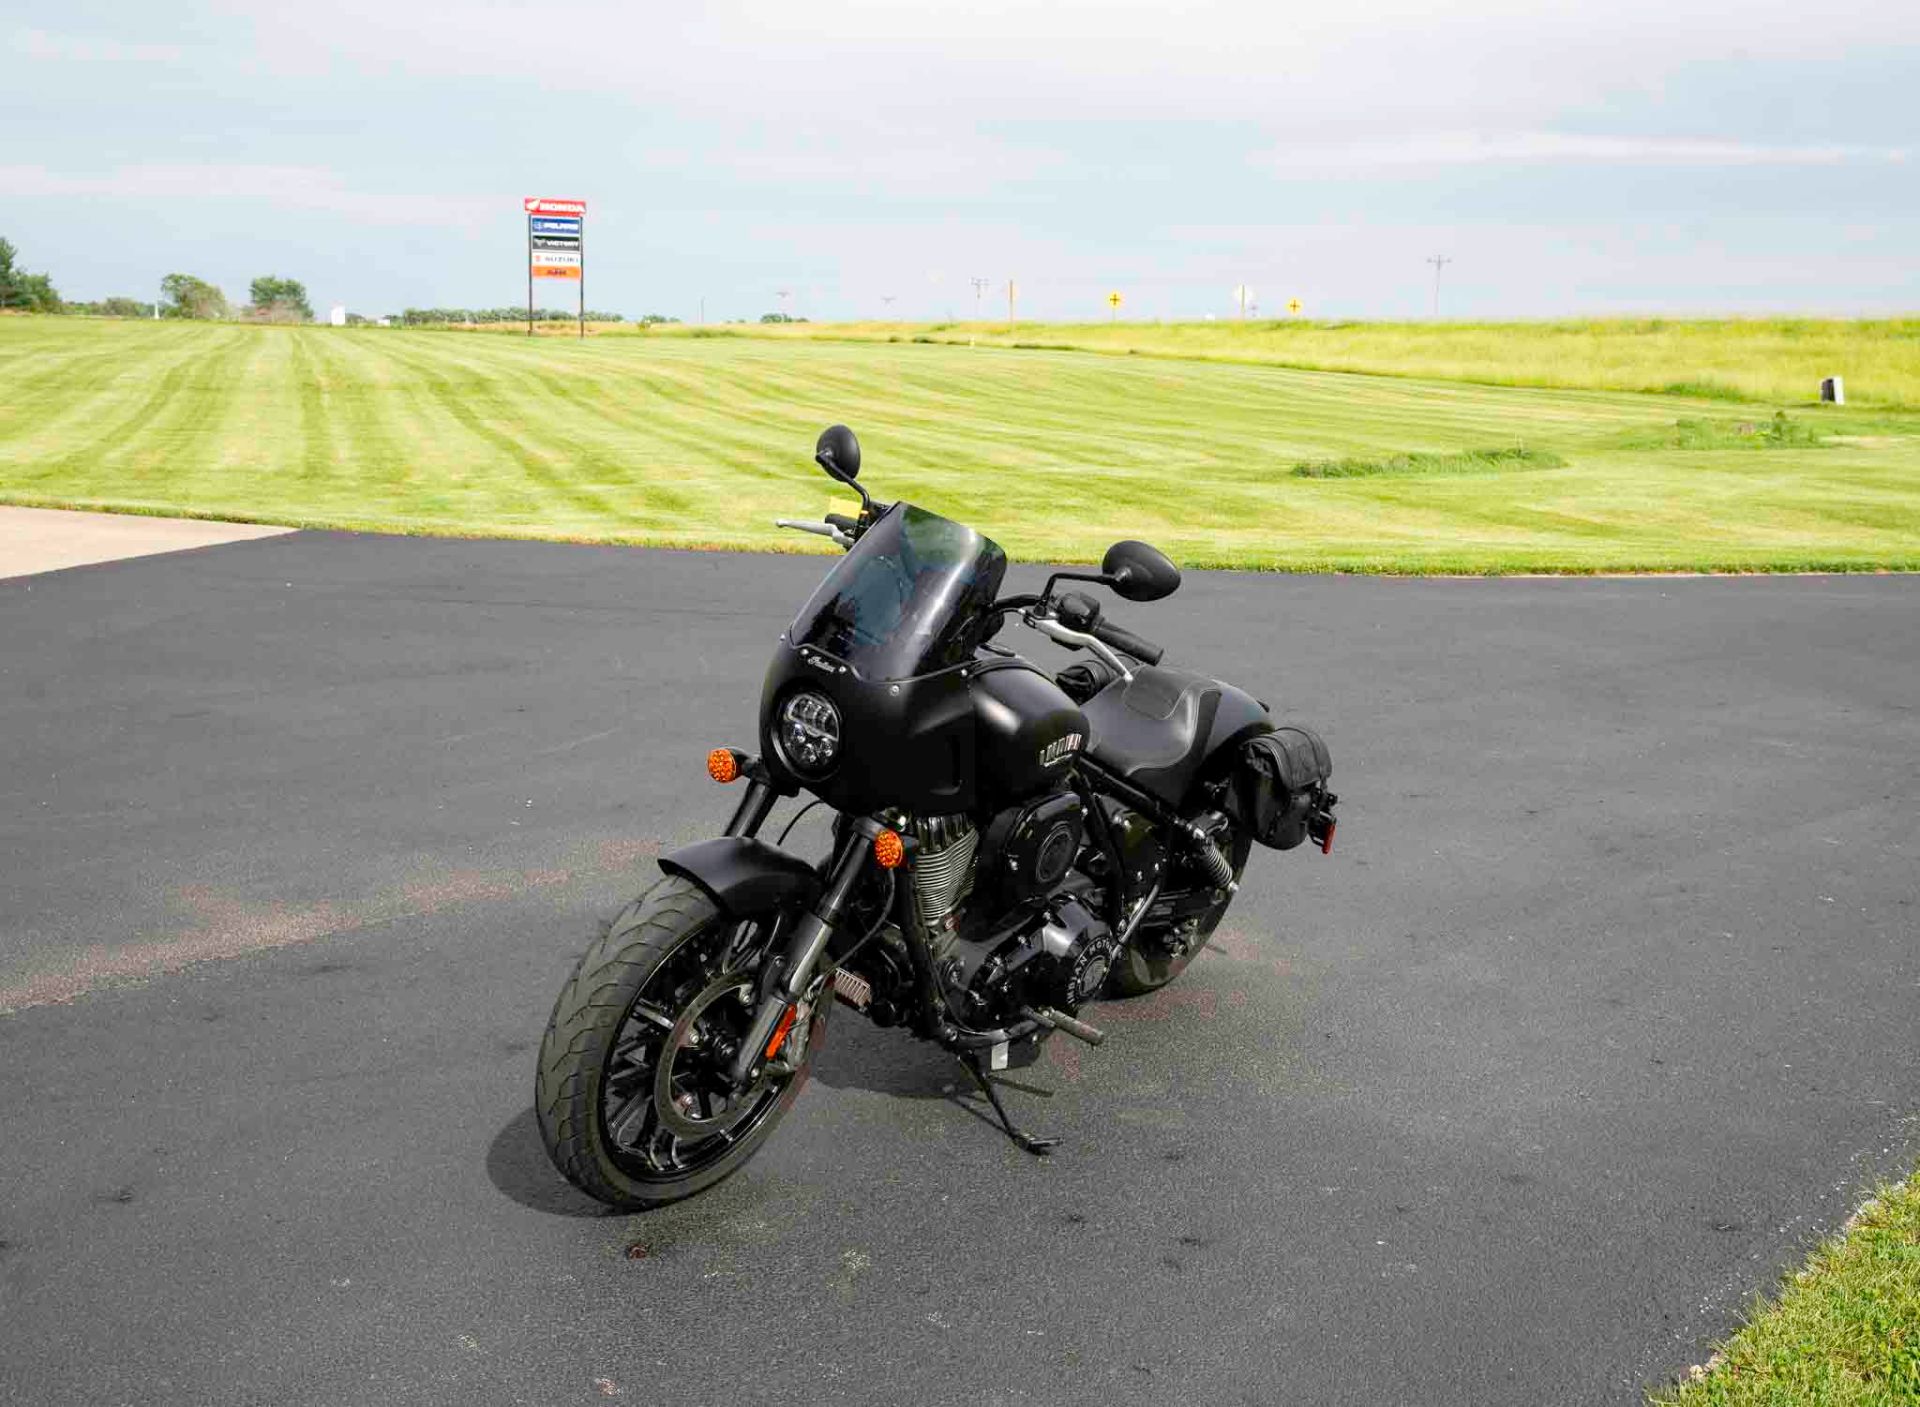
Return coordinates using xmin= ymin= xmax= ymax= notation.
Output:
xmin=778 ymin=690 xmax=841 ymax=775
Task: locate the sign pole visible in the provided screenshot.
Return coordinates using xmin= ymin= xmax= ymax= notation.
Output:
xmin=527 ymin=214 xmax=534 ymax=337
xmin=578 ymin=215 xmax=585 ymax=340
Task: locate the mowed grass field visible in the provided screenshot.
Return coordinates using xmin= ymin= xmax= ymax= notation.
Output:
xmin=3 ymin=317 xmax=1918 ymax=572
xmin=652 ymin=316 xmax=1920 ymax=409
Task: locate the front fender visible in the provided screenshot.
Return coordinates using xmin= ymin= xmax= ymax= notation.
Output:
xmin=658 ymin=836 xmax=821 ymax=919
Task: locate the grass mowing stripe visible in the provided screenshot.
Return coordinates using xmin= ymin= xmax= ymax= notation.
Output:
xmin=372 ymin=338 xmax=640 ymax=525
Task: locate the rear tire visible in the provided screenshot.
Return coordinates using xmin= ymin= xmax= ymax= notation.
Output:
xmin=1107 ymin=830 xmax=1252 ymax=997
xmin=535 ymin=876 xmax=826 ymax=1212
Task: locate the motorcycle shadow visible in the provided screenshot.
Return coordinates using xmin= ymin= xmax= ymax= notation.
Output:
xmin=484 ymin=1053 xmax=1052 ymax=1221
xmin=809 ymin=1012 xmax=1057 ymax=1127
xmin=484 ymin=1105 xmax=622 ymax=1218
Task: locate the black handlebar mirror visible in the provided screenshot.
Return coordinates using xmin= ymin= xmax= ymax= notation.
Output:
xmin=1102 ymin=540 xmax=1181 ymax=602
xmin=815 ymin=424 xmax=862 ymax=483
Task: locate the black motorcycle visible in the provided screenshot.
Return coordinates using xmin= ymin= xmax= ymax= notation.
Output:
xmin=535 ymin=425 xmax=1337 ymax=1210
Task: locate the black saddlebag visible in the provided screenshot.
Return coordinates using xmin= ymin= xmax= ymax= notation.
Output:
xmin=1231 ymin=726 xmax=1332 ymax=850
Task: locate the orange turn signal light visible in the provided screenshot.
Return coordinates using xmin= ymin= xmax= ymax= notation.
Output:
xmin=707 ymin=748 xmax=740 ymax=784
xmin=873 ymin=829 xmax=905 ymax=869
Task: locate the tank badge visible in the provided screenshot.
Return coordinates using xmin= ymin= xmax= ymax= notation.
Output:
xmin=1039 ymin=733 xmax=1084 ymax=767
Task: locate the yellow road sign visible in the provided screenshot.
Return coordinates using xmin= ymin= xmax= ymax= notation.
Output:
xmin=1107 ymin=291 xmax=1123 ymax=308
xmin=1287 ymin=298 xmax=1303 ymax=316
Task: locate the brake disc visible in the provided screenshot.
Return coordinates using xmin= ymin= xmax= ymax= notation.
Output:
xmin=651 ymin=972 xmax=768 ymax=1141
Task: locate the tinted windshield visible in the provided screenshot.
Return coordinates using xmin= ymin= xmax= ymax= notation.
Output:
xmin=788 ymin=504 xmax=1007 ymax=680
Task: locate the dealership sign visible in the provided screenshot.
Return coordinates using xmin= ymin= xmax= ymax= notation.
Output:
xmin=525 ymin=197 xmax=587 ymax=335
xmin=526 ymin=197 xmax=584 ymax=282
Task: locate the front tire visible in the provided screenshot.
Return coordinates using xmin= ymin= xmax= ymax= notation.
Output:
xmin=535 ymin=876 xmax=826 ymax=1211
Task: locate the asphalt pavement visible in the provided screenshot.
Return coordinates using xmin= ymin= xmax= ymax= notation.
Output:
xmin=1 ymin=530 xmax=1915 ymax=1406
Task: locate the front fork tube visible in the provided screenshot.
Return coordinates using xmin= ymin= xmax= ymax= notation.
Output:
xmin=724 ymin=775 xmax=782 ymax=838
xmin=724 ymin=821 xmax=880 ymax=1087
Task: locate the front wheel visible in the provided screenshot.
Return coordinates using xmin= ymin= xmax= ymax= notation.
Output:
xmin=535 ymin=876 xmax=827 ymax=1211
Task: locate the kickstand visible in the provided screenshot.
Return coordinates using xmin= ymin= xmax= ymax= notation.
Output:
xmin=958 ymin=1054 xmax=1060 ymax=1156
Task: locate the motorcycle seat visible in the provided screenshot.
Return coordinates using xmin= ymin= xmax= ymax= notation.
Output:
xmin=1079 ymin=667 xmax=1224 ymax=807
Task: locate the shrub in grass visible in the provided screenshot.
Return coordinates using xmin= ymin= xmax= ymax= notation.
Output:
xmin=1628 ymin=412 xmax=1829 ymax=452
xmin=1661 ymin=379 xmax=1751 ymax=401
xmin=1291 ymin=446 xmax=1566 ymax=479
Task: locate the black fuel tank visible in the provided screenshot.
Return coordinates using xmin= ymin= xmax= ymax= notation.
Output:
xmin=971 ymin=661 xmax=1088 ymax=804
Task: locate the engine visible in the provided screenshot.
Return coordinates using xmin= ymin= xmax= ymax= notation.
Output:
xmin=980 ymin=792 xmax=1085 ymax=908
xmin=896 ymin=799 xmax=1114 ymax=1027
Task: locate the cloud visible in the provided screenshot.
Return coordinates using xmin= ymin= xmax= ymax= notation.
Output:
xmin=12 ymin=28 xmax=185 ymax=63
xmin=0 ymin=164 xmax=495 ymax=226
xmin=1262 ymin=132 xmax=1913 ymax=173
xmin=208 ymin=0 xmax=1920 ymax=124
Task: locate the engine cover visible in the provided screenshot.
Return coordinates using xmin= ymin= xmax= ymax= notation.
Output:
xmin=1034 ymin=895 xmax=1119 ymax=1011
xmin=953 ymin=893 xmax=1118 ymax=1024
xmin=982 ymin=792 xmax=1085 ymax=908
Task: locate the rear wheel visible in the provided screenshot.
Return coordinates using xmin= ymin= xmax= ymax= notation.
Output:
xmin=535 ymin=876 xmax=827 ymax=1211
xmin=1107 ymin=829 xmax=1252 ymax=996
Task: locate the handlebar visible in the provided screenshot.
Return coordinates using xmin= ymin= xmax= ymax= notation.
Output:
xmin=1049 ymin=590 xmax=1164 ymax=667
xmin=1090 ymin=618 xmax=1164 ymax=667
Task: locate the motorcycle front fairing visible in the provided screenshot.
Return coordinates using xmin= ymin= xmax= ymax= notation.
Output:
xmin=758 ymin=503 xmax=1007 ymax=817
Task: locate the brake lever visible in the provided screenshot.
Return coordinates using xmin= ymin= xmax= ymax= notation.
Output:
xmin=774 ymin=518 xmax=854 ymax=549
xmin=1023 ymin=611 xmax=1132 ymax=683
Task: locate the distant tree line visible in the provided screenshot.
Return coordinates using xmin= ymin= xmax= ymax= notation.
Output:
xmin=66 ymin=297 xmax=157 ymax=318
xmin=396 ymin=307 xmax=628 ymax=325
xmin=0 ymin=238 xmax=61 ymax=312
xmin=1 ymin=238 xmax=661 ymax=325
xmin=161 ymin=273 xmax=231 ymax=319
xmin=246 ymin=275 xmax=313 ymax=323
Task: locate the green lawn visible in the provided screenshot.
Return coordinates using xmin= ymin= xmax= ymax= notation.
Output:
xmin=650 ymin=316 xmax=1920 ymax=409
xmin=1655 ymin=1178 xmax=1919 ymax=1406
xmin=3 ymin=318 xmax=1918 ymax=573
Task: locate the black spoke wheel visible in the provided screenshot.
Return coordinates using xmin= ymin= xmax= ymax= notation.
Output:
xmin=1107 ymin=828 xmax=1252 ymax=997
xmin=536 ymin=876 xmax=828 ymax=1211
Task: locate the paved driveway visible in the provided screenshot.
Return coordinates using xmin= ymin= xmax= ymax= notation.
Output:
xmin=1 ymin=532 xmax=1914 ymax=1405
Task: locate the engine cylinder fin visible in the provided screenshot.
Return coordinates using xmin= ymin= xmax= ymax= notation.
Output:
xmin=910 ymin=814 xmax=978 ymax=927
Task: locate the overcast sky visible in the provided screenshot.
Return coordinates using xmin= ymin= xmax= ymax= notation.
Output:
xmin=5 ymin=1 xmax=1917 ymax=320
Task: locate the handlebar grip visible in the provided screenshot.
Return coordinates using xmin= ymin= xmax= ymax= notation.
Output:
xmin=824 ymin=513 xmax=859 ymax=533
xmin=1092 ymin=618 xmax=1164 ymax=666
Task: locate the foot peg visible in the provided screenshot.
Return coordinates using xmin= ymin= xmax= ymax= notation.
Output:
xmin=1023 ymin=1006 xmax=1106 ymax=1046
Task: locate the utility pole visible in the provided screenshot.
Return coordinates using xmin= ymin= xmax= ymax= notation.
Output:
xmin=776 ymin=289 xmax=793 ymax=320
xmin=881 ymin=294 xmax=896 ymax=318
xmin=969 ymin=277 xmax=990 ymax=347
xmin=1427 ymin=255 xmax=1452 ymax=318
xmin=1006 ymin=278 xmax=1016 ymax=326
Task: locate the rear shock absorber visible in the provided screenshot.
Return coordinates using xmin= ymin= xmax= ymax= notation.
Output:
xmin=1183 ymin=814 xmax=1237 ymax=894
